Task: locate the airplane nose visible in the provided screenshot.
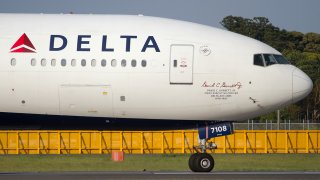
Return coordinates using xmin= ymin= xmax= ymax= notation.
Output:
xmin=292 ymin=68 xmax=313 ymax=103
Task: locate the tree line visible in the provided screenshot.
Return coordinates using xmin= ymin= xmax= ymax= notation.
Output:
xmin=220 ymin=16 xmax=320 ymax=122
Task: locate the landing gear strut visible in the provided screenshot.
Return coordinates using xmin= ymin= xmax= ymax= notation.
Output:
xmin=188 ymin=139 xmax=216 ymax=172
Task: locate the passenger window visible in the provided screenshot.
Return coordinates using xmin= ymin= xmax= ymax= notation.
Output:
xmin=51 ymin=59 xmax=56 ymax=66
xmin=11 ymin=58 xmax=16 ymax=66
xmin=101 ymin=59 xmax=106 ymax=67
xmin=141 ymin=60 xmax=147 ymax=67
xmin=91 ymin=59 xmax=96 ymax=67
xmin=263 ymin=54 xmax=277 ymax=66
xmin=61 ymin=59 xmax=67 ymax=67
xmin=31 ymin=58 xmax=36 ymax=66
xmin=121 ymin=59 xmax=126 ymax=67
xmin=71 ymin=59 xmax=76 ymax=67
xmin=131 ymin=59 xmax=137 ymax=67
xmin=253 ymin=55 xmax=264 ymax=67
xmin=81 ymin=59 xmax=86 ymax=67
xmin=111 ymin=59 xmax=117 ymax=67
xmin=41 ymin=58 xmax=47 ymax=66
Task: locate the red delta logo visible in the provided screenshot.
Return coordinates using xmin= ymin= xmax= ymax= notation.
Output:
xmin=10 ymin=33 xmax=36 ymax=53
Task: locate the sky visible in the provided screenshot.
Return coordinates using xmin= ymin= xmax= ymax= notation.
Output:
xmin=0 ymin=0 xmax=319 ymax=33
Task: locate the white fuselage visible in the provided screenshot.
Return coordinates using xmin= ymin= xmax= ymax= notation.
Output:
xmin=0 ymin=14 xmax=313 ymax=121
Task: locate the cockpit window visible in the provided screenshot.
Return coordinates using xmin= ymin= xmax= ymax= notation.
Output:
xmin=253 ymin=54 xmax=290 ymax=67
xmin=254 ymin=54 xmax=264 ymax=66
xmin=263 ymin=54 xmax=278 ymax=66
xmin=273 ymin=55 xmax=290 ymax=64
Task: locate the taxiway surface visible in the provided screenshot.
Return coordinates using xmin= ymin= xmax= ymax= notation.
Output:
xmin=1 ymin=171 xmax=320 ymax=180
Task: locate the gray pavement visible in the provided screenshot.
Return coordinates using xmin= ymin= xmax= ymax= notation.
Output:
xmin=1 ymin=171 xmax=320 ymax=180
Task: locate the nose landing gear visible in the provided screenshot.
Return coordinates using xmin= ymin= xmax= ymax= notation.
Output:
xmin=189 ymin=122 xmax=233 ymax=172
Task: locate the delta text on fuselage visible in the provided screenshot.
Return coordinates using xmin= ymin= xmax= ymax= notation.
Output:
xmin=49 ymin=35 xmax=160 ymax=52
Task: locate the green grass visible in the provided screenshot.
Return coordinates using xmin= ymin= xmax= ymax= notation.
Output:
xmin=0 ymin=154 xmax=319 ymax=172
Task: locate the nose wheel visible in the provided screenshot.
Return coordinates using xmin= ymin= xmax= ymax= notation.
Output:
xmin=189 ymin=139 xmax=217 ymax=172
xmin=189 ymin=153 xmax=214 ymax=172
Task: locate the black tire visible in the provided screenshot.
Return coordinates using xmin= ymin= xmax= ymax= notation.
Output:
xmin=188 ymin=153 xmax=198 ymax=172
xmin=193 ymin=153 xmax=214 ymax=172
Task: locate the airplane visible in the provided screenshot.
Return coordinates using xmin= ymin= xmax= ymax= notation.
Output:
xmin=0 ymin=13 xmax=313 ymax=172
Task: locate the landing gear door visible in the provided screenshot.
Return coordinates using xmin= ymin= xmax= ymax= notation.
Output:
xmin=170 ymin=45 xmax=194 ymax=84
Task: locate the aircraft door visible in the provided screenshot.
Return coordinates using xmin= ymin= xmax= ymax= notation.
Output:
xmin=170 ymin=45 xmax=194 ymax=84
